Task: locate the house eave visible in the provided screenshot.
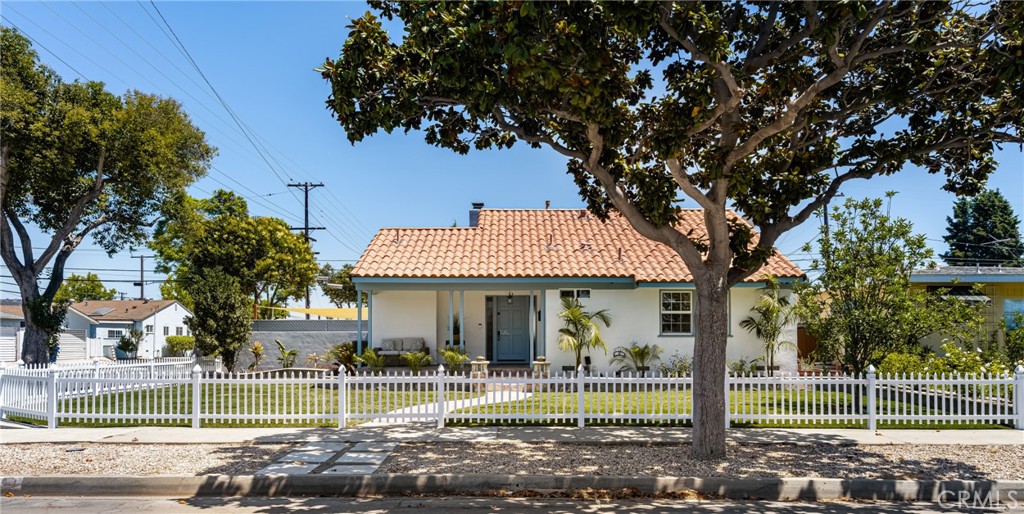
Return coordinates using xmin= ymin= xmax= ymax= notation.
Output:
xmin=350 ymin=276 xmax=637 ymax=291
xmin=909 ymin=274 xmax=1024 ymax=284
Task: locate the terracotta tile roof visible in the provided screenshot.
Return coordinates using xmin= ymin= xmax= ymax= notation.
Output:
xmin=352 ymin=209 xmax=803 ymax=283
xmin=0 ymin=303 xmax=24 ymax=320
xmin=70 ymin=300 xmax=180 ymax=322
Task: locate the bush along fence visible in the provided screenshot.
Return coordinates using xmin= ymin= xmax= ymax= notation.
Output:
xmin=0 ymin=361 xmax=1022 ymax=430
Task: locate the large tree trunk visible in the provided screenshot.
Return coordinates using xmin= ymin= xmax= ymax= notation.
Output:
xmin=16 ymin=280 xmax=50 ymax=364
xmin=690 ymin=276 xmax=730 ymax=460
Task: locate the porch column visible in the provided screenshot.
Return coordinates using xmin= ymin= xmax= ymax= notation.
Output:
xmin=367 ymin=289 xmax=373 ymax=353
xmin=356 ymin=285 xmax=363 ymax=353
xmin=528 ymin=290 xmax=535 ymax=363
xmin=448 ymin=290 xmax=455 ymax=351
xmin=539 ymin=289 xmax=546 ymax=358
xmin=459 ymin=290 xmax=466 ymax=353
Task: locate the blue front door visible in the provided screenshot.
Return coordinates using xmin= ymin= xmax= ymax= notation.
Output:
xmin=494 ymin=296 xmax=529 ymax=362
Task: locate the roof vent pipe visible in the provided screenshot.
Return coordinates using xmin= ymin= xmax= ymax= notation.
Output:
xmin=470 ymin=202 xmax=484 ymax=227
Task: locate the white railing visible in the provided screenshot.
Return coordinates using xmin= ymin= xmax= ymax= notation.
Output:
xmin=1 ymin=364 xmax=1022 ymax=429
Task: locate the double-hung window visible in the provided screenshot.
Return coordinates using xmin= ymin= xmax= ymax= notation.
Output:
xmin=660 ymin=290 xmax=693 ymax=335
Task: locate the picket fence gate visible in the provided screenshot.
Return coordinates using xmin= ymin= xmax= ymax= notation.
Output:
xmin=1 ymin=362 xmax=1022 ymax=430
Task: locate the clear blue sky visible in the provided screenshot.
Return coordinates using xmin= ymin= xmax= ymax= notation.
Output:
xmin=2 ymin=2 xmax=1022 ymax=308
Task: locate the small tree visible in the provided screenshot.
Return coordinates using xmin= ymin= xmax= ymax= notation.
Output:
xmin=185 ymin=267 xmax=251 ymax=372
xmin=797 ymin=195 xmax=985 ymax=373
xmin=739 ymin=277 xmax=795 ymax=376
xmin=54 ymin=273 xmax=117 ymax=304
xmin=556 ymin=297 xmax=612 ymax=370
xmin=941 ymin=189 xmax=1024 ymax=267
xmin=164 ymin=335 xmax=195 ymax=357
xmin=116 ymin=329 xmax=142 ymax=359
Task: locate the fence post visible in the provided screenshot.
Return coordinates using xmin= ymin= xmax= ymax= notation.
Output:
xmin=46 ymin=367 xmax=59 ymax=429
xmin=866 ymin=365 xmax=877 ymax=431
xmin=191 ymin=364 xmax=202 ymax=429
xmin=1015 ymin=365 xmax=1024 ymax=431
xmin=577 ymin=364 xmax=586 ymax=428
xmin=92 ymin=359 xmax=101 ymax=397
xmin=436 ymin=365 xmax=446 ymax=429
xmin=214 ymin=356 xmax=223 ymax=374
xmin=338 ymin=367 xmax=347 ymax=429
xmin=149 ymin=360 xmax=156 ymax=380
xmin=724 ymin=365 xmax=731 ymax=430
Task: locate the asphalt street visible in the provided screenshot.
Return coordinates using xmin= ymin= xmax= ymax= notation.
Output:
xmin=0 ymin=497 xmax=1010 ymax=513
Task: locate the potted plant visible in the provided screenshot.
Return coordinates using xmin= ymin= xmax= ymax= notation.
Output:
xmin=441 ymin=345 xmax=470 ymax=373
xmin=556 ymin=297 xmax=611 ymax=372
xmin=739 ymin=277 xmax=795 ymax=376
xmin=116 ymin=329 xmax=142 ymax=360
xmin=401 ymin=351 xmax=432 ymax=374
xmin=611 ymin=341 xmax=663 ymax=376
xmin=248 ymin=341 xmax=265 ymax=371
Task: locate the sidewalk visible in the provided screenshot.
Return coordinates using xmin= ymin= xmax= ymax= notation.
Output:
xmin=2 ymin=424 xmax=1021 ymax=446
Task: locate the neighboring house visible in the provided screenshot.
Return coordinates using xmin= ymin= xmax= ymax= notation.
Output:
xmin=350 ymin=204 xmax=805 ymax=373
xmin=71 ymin=299 xmax=193 ymax=359
xmin=910 ymin=266 xmax=1024 ymax=348
xmin=0 ymin=300 xmax=96 ymax=362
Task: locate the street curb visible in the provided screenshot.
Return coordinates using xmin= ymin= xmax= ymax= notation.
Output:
xmin=3 ymin=474 xmax=1023 ymax=501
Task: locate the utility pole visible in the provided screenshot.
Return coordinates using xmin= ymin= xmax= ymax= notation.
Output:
xmin=288 ymin=182 xmax=325 ymax=319
xmin=131 ymin=255 xmax=153 ymax=300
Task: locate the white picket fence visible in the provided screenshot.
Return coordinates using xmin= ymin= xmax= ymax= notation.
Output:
xmin=1 ymin=363 xmax=1022 ymax=429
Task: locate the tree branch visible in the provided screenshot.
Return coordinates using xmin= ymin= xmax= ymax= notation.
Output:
xmin=4 ymin=207 xmax=35 ymax=267
xmin=33 ymin=148 xmax=106 ymax=273
xmin=745 ymin=2 xmax=819 ymax=72
xmin=582 ymin=125 xmax=706 ymax=268
xmin=658 ymin=2 xmax=741 ymax=99
xmin=491 ymin=108 xmax=587 ymax=160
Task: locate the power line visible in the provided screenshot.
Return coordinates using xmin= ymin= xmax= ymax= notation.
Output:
xmin=0 ymin=16 xmax=87 ymax=79
xmin=144 ymin=1 xmax=294 ymax=187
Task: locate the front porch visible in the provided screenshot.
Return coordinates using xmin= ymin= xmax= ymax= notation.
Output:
xmin=352 ymin=278 xmax=634 ymax=366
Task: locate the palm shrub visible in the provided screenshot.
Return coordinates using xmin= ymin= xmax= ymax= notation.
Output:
xmin=739 ymin=277 xmax=795 ymax=376
xmin=441 ymin=346 xmax=469 ymax=372
xmin=248 ymin=341 xmax=265 ymax=371
xmin=611 ymin=341 xmax=663 ymax=375
xmin=556 ymin=297 xmax=612 ymax=370
xmin=657 ymin=352 xmax=692 ymax=377
xmin=401 ymin=351 xmax=432 ymax=373
xmin=306 ymin=353 xmax=327 ymax=368
xmin=356 ymin=348 xmax=386 ymax=374
xmin=274 ymin=339 xmax=298 ymax=368
xmin=329 ymin=342 xmax=358 ymax=374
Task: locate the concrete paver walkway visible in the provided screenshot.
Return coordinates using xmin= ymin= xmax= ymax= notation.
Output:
xmin=1 ymin=424 xmax=1020 ymax=446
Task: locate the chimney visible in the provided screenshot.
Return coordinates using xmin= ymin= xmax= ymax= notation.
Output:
xmin=470 ymin=202 xmax=484 ymax=227
xmin=545 ymin=200 xmax=550 ymax=210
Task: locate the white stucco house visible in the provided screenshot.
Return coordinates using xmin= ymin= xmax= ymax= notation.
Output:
xmin=350 ymin=204 xmax=805 ymax=373
xmin=71 ymin=299 xmax=192 ymax=359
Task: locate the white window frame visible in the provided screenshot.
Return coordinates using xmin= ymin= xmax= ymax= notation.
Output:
xmin=144 ymin=325 xmax=154 ymax=334
xmin=659 ymin=290 xmax=694 ymax=336
xmin=106 ymin=329 xmax=124 ymax=340
xmin=163 ymin=326 xmax=169 ymax=336
xmin=175 ymin=326 xmax=184 ymax=336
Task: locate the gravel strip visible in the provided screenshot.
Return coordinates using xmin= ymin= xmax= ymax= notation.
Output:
xmin=0 ymin=444 xmax=292 ymax=476
xmin=379 ymin=442 xmax=1024 ymax=480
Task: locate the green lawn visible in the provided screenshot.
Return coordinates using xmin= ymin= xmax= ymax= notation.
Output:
xmin=452 ymin=389 xmax=1012 ymax=429
xmin=16 ymin=384 xmax=474 ymax=428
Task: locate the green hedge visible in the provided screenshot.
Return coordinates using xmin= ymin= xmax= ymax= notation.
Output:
xmin=164 ymin=335 xmax=195 ymax=356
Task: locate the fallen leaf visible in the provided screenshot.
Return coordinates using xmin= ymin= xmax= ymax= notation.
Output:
xmin=5 ymin=492 xmax=13 ymax=497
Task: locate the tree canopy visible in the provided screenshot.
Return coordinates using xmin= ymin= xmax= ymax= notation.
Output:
xmin=321 ymin=1 xmax=1023 ymax=459
xmin=1 ymin=27 xmax=214 ymax=363
xmin=941 ymin=189 xmax=1024 ymax=267
xmin=319 ymin=263 xmax=366 ymax=307
xmin=53 ymin=272 xmax=117 ymax=304
xmin=150 ymin=190 xmax=319 ymax=319
xmin=797 ymin=194 xmax=984 ymax=373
